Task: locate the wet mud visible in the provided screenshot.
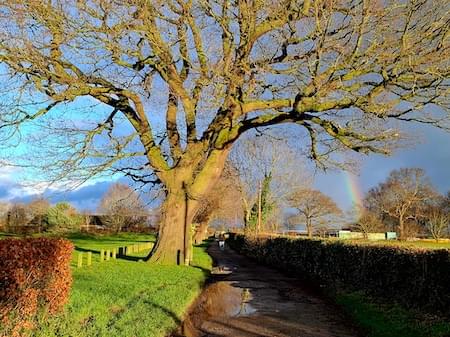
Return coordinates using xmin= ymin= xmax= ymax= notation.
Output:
xmin=173 ymin=244 xmax=360 ymax=337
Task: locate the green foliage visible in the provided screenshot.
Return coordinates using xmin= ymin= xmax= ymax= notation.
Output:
xmin=247 ymin=173 xmax=274 ymax=231
xmin=45 ymin=202 xmax=82 ymax=233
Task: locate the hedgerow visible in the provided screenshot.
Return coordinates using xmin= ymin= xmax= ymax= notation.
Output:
xmin=0 ymin=238 xmax=73 ymax=336
xmin=228 ymin=234 xmax=450 ymax=316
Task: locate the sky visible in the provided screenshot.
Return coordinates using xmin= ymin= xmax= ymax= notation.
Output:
xmin=1 ymin=121 xmax=449 ymax=213
xmin=314 ymin=123 xmax=450 ymax=212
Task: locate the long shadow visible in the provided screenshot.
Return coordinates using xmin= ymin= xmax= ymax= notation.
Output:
xmin=116 ymin=255 xmax=143 ymax=262
xmin=74 ymin=246 xmax=146 ymax=262
xmin=75 ymin=246 xmax=100 ymax=254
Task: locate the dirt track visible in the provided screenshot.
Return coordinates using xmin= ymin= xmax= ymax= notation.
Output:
xmin=175 ymin=243 xmax=360 ymax=337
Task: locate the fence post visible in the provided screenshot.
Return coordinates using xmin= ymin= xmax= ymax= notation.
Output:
xmin=87 ymin=251 xmax=92 ymax=266
xmin=106 ymin=250 xmax=110 ymax=261
xmin=77 ymin=252 xmax=83 ymax=268
xmin=100 ymin=249 xmax=104 ymax=262
xmin=112 ymin=249 xmax=116 ymax=259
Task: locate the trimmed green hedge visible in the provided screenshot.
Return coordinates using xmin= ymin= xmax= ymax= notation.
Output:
xmin=228 ymin=234 xmax=450 ymax=316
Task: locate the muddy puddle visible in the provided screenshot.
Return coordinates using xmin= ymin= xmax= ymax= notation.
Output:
xmin=172 ymin=245 xmax=359 ymax=337
xmin=173 ymin=281 xmax=256 ymax=337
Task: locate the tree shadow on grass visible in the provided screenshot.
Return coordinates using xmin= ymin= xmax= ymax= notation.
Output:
xmin=74 ymin=246 xmax=146 ymax=262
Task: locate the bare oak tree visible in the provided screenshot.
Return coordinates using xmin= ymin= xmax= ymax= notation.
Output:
xmin=28 ymin=197 xmax=50 ymax=228
xmin=426 ymin=209 xmax=448 ymax=241
xmin=288 ymin=188 xmax=342 ymax=237
xmin=365 ymin=168 xmax=436 ymax=240
xmin=0 ymin=1 xmax=448 ymax=263
xmin=0 ymin=202 xmax=11 ymax=229
xmin=228 ymin=134 xmax=311 ymax=231
xmin=98 ymin=183 xmax=147 ymax=232
xmin=422 ymin=194 xmax=450 ymax=240
xmin=352 ymin=205 xmax=386 ymax=238
xmin=192 ymin=162 xmax=243 ymax=243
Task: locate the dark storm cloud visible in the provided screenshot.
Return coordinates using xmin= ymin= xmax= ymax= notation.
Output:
xmin=11 ymin=180 xmax=114 ymax=211
xmin=314 ymin=124 xmax=450 ymax=211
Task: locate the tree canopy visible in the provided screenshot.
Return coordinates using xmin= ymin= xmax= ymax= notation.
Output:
xmin=0 ymin=0 xmax=448 ymax=263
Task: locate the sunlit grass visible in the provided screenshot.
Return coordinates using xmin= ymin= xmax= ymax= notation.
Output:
xmin=0 ymin=232 xmax=212 ymax=337
xmin=341 ymin=239 xmax=450 ymax=250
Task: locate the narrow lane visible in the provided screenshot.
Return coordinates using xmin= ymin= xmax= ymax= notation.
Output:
xmin=176 ymin=242 xmax=360 ymax=337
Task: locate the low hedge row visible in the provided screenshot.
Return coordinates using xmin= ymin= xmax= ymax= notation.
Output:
xmin=228 ymin=234 xmax=450 ymax=316
xmin=0 ymin=238 xmax=73 ymax=336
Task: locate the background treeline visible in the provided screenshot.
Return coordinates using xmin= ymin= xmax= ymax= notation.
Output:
xmin=0 ymin=183 xmax=158 ymax=234
xmin=352 ymin=168 xmax=450 ymax=241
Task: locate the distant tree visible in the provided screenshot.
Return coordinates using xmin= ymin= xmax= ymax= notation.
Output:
xmin=98 ymin=183 xmax=147 ymax=232
xmin=284 ymin=213 xmax=299 ymax=231
xmin=288 ymin=189 xmax=342 ymax=238
xmin=28 ymin=197 xmax=50 ymax=229
xmin=6 ymin=203 xmax=30 ymax=228
xmin=192 ymin=164 xmax=242 ymax=243
xmin=229 ymin=135 xmax=310 ymax=233
xmin=365 ymin=168 xmax=436 ymax=240
xmin=352 ymin=205 xmax=386 ymax=239
xmin=247 ymin=172 xmax=274 ymax=234
xmin=422 ymin=194 xmax=450 ymax=241
xmin=0 ymin=202 xmax=11 ymax=228
xmin=426 ymin=209 xmax=448 ymax=241
xmin=46 ymin=202 xmax=81 ymax=233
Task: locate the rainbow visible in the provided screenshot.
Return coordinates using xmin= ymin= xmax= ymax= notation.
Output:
xmin=343 ymin=172 xmax=364 ymax=215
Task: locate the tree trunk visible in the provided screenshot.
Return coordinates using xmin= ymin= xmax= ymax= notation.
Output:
xmin=398 ymin=214 xmax=405 ymax=240
xmin=306 ymin=218 xmax=313 ymax=238
xmin=193 ymin=221 xmax=209 ymax=244
xmin=149 ymin=148 xmax=230 ymax=265
xmin=148 ymin=190 xmax=191 ymax=265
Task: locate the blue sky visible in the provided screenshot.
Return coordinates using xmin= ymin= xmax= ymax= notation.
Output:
xmin=1 ymin=121 xmax=449 ymax=212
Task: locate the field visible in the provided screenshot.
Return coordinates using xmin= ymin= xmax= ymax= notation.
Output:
xmin=1 ymin=232 xmax=212 ymax=337
xmin=342 ymin=239 xmax=450 ymax=250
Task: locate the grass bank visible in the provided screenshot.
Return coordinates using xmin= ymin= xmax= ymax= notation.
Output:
xmin=1 ymin=232 xmax=213 ymax=337
xmin=336 ymin=292 xmax=450 ymax=337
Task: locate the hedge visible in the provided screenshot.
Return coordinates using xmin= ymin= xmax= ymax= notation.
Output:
xmin=0 ymin=238 xmax=74 ymax=336
xmin=228 ymin=234 xmax=450 ymax=316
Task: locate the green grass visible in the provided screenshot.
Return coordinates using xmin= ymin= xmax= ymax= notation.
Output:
xmin=68 ymin=232 xmax=155 ymax=263
xmin=336 ymin=292 xmax=450 ymax=337
xmin=1 ymin=232 xmax=212 ymax=337
xmin=343 ymin=239 xmax=450 ymax=250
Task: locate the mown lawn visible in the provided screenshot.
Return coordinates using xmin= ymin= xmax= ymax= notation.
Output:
xmin=336 ymin=292 xmax=450 ymax=337
xmin=1 ymin=232 xmax=212 ymax=337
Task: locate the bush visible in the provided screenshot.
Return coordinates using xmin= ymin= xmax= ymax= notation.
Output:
xmin=45 ymin=203 xmax=82 ymax=233
xmin=228 ymin=234 xmax=450 ymax=316
xmin=0 ymin=238 xmax=73 ymax=336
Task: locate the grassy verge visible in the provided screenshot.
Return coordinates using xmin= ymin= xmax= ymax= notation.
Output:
xmin=1 ymin=232 xmax=212 ymax=337
xmin=336 ymin=292 xmax=450 ymax=337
